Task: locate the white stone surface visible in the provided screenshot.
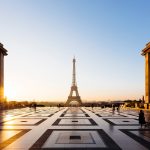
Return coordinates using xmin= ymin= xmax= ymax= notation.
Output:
xmin=0 ymin=130 xmax=20 ymax=143
xmin=3 ymin=118 xmax=42 ymax=125
xmin=108 ymin=118 xmax=139 ymax=125
xmin=0 ymin=107 xmax=149 ymax=150
xmin=64 ymin=113 xmax=86 ymax=117
xmin=59 ymin=119 xmax=91 ymax=125
xmin=27 ymin=114 xmax=52 ymax=117
xmin=43 ymin=131 xmax=106 ymax=148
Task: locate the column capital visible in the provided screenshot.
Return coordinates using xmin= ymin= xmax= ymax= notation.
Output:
xmin=141 ymin=42 xmax=150 ymax=56
xmin=0 ymin=43 xmax=8 ymax=56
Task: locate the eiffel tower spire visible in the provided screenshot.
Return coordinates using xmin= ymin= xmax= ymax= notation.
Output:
xmin=65 ymin=57 xmax=82 ymax=106
xmin=72 ymin=57 xmax=76 ymax=86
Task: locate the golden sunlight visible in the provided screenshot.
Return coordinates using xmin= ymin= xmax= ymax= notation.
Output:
xmin=4 ymin=83 xmax=18 ymax=100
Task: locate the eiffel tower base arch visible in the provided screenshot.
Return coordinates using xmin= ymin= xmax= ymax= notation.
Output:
xmin=65 ymin=96 xmax=82 ymax=106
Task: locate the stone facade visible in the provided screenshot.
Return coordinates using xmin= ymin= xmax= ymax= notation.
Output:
xmin=141 ymin=42 xmax=150 ymax=106
xmin=0 ymin=43 xmax=8 ymax=102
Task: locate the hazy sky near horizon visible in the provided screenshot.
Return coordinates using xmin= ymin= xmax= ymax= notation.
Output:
xmin=0 ymin=0 xmax=150 ymax=101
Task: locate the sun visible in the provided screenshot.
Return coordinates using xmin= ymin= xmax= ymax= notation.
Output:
xmin=4 ymin=83 xmax=18 ymax=100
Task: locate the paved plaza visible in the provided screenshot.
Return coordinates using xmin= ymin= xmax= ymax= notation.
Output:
xmin=0 ymin=107 xmax=150 ymax=150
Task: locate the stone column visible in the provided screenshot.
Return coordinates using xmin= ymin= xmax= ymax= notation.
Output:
xmin=0 ymin=43 xmax=8 ymax=103
xmin=141 ymin=42 xmax=150 ymax=108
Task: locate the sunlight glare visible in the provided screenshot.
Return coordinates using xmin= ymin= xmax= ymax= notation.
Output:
xmin=4 ymin=83 xmax=18 ymax=100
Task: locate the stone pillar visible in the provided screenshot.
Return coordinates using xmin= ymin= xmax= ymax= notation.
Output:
xmin=0 ymin=43 xmax=8 ymax=103
xmin=141 ymin=42 xmax=150 ymax=106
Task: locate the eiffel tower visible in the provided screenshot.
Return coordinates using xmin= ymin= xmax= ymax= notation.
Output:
xmin=65 ymin=57 xmax=82 ymax=106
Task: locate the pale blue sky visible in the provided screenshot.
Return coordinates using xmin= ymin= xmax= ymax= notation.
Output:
xmin=0 ymin=0 xmax=150 ymax=101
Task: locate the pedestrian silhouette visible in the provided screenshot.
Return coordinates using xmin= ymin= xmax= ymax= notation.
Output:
xmin=33 ymin=103 xmax=37 ymax=112
xmin=139 ymin=110 xmax=146 ymax=128
xmin=112 ymin=105 xmax=115 ymax=114
xmin=91 ymin=104 xmax=94 ymax=110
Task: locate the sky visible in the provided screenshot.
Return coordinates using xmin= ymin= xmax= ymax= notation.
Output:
xmin=0 ymin=0 xmax=150 ymax=102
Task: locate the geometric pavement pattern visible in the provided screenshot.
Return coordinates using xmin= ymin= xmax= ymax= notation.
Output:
xmin=0 ymin=107 xmax=150 ymax=149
